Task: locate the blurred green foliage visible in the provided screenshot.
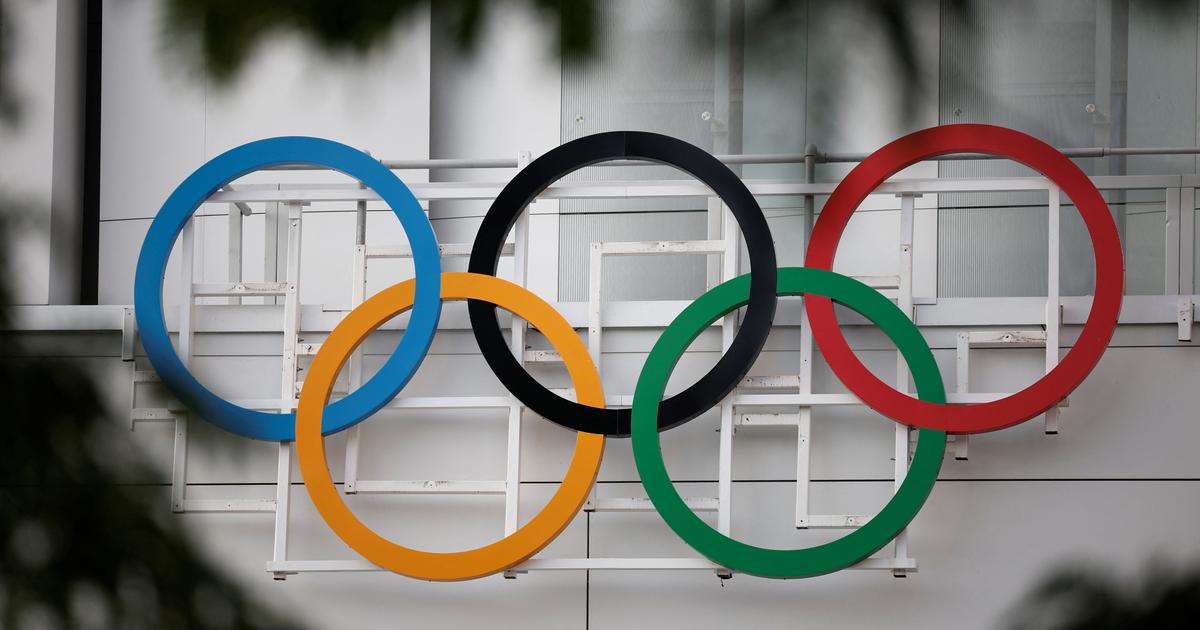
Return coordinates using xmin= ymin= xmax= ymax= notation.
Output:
xmin=0 ymin=212 xmax=305 ymax=629
xmin=2 ymin=2 xmax=1200 ymax=628
xmin=162 ymin=0 xmax=600 ymax=83
xmin=1004 ymin=561 xmax=1200 ymax=630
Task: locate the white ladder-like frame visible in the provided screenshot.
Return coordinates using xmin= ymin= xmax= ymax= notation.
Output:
xmin=128 ymin=200 xmax=307 ymax=580
xmin=121 ymin=172 xmax=1104 ymax=579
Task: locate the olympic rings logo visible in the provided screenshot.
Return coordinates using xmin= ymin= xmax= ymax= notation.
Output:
xmin=134 ymin=125 xmax=1124 ymax=581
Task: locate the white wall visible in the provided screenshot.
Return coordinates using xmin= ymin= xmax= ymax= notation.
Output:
xmin=8 ymin=1 xmax=1200 ymax=628
xmin=0 ymin=0 xmax=84 ymax=305
xmin=43 ymin=325 xmax=1200 ymax=630
xmin=98 ymin=0 xmax=432 ymax=307
xmin=427 ymin=2 xmax=562 ymax=298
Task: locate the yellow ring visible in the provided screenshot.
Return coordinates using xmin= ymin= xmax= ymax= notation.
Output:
xmin=296 ymin=272 xmax=605 ymax=581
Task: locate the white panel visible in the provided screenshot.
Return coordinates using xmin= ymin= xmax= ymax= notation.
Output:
xmin=1127 ymin=0 xmax=1198 ymax=175
xmin=0 ymin=0 xmax=58 ymax=304
xmin=426 ymin=0 xmax=561 ymax=297
xmin=65 ymin=327 xmax=1200 ymax=485
xmin=202 ymin=12 xmax=431 ymax=183
xmin=98 ymin=2 xmax=432 ymax=310
xmin=172 ymin=483 xmax=588 ymax=629
xmin=99 ymin=0 xmax=206 ymax=222
xmin=589 ymin=480 xmax=1200 ymax=629
xmin=937 ymin=0 xmax=1117 ymax=297
xmin=806 ymin=1 xmax=939 ymax=159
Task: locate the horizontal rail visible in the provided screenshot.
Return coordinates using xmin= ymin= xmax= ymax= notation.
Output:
xmin=819 ymin=145 xmax=1200 ymax=164
xmin=130 ymin=408 xmax=178 ymax=422
xmin=349 ymin=480 xmax=506 ymax=495
xmin=805 ymin=514 xmax=872 ymax=529
xmin=182 ymin=499 xmax=276 ymax=513
xmin=963 ymin=330 xmax=1049 ymax=348
xmin=192 ymin=282 xmax=289 ymax=297
xmin=366 ymin=242 xmax=514 ymax=259
xmin=254 ymin=146 xmax=1200 ymax=172
xmin=586 ymin=497 xmax=719 ymax=512
xmin=166 ymin=395 xmax=518 ymax=413
xmin=203 ymin=174 xmax=1191 ymax=204
xmin=523 ymin=350 xmax=563 ymax=363
xmin=731 ymin=393 xmax=1068 ymax=407
xmin=12 ymin=294 xmax=1198 ymax=333
xmin=264 ymin=555 xmax=916 ymax=574
xmin=597 ymin=240 xmax=725 ymax=255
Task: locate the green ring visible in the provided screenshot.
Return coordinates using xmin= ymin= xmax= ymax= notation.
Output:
xmin=631 ymin=267 xmax=947 ymax=578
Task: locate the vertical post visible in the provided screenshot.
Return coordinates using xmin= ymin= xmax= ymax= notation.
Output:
xmin=717 ymin=206 xmax=737 ymax=536
xmin=171 ymin=219 xmax=196 ymax=513
xmin=356 ymin=152 xmax=370 ymax=248
xmin=272 ymin=442 xmax=293 ymax=580
xmin=794 ymin=312 xmax=813 ymax=528
xmin=343 ymin=162 xmax=371 ymax=495
xmin=896 ymin=194 xmax=917 ymax=397
xmin=343 ymin=244 xmax=368 ymax=494
xmin=795 ymin=143 xmax=818 ymax=529
xmin=1092 ymin=0 xmax=1114 ymax=174
xmin=272 ymin=201 xmax=303 ymax=580
xmin=227 ymin=203 xmax=244 ymax=305
xmin=709 ymin=0 xmax=734 ymax=289
xmin=706 ymin=197 xmax=723 ymax=288
xmin=170 ymin=416 xmax=188 ymax=513
xmin=1166 ymin=187 xmax=1182 ymax=296
xmin=505 ymin=151 xmax=532 ymax=537
xmin=803 ymin=145 xmax=818 ymax=250
xmin=121 ymin=307 xmax=137 ymax=362
xmin=178 ymin=219 xmax=196 ymax=372
xmin=280 ymin=202 xmax=304 ymax=405
xmin=1045 ymin=185 xmax=1063 ymax=434
xmin=587 ymin=243 xmax=603 ymax=376
xmin=264 ymin=200 xmax=281 ymax=305
xmin=584 ymin=243 xmax=603 ymax=513
xmin=710 ymin=0 xmax=739 ymax=540
xmin=1180 ymin=187 xmax=1195 ymax=295
xmin=954 ymin=332 xmax=970 ymax=460
xmin=892 ymin=193 xmax=917 ymax=576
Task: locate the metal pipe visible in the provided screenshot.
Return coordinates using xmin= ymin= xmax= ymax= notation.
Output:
xmin=803 ymin=144 xmax=817 ymax=242
xmin=254 ymin=145 xmax=1200 ymax=172
xmin=356 ymin=151 xmax=370 ymax=246
xmin=820 ymin=146 xmax=1200 ymax=163
xmin=264 ymin=157 xmax=520 ymax=171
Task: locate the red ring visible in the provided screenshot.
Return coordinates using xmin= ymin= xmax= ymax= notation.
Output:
xmin=805 ymin=124 xmax=1124 ymax=434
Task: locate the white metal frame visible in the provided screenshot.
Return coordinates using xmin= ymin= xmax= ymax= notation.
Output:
xmin=119 ymin=161 xmax=1200 ymax=580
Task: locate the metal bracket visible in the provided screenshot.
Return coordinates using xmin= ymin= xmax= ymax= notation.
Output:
xmin=121 ymin=307 xmax=137 ymax=361
xmin=1178 ymin=297 xmax=1193 ymax=342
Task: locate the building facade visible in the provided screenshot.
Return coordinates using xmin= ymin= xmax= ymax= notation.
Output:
xmin=3 ymin=1 xmax=1200 ymax=628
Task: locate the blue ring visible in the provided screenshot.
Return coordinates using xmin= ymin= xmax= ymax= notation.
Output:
xmin=134 ymin=137 xmax=442 ymax=441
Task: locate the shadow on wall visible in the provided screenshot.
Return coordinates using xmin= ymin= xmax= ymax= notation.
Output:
xmin=0 ymin=208 xmax=306 ymax=630
xmin=1002 ymin=560 xmax=1200 ymax=630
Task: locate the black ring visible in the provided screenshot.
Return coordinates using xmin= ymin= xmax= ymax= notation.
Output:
xmin=468 ymin=131 xmax=777 ymax=436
